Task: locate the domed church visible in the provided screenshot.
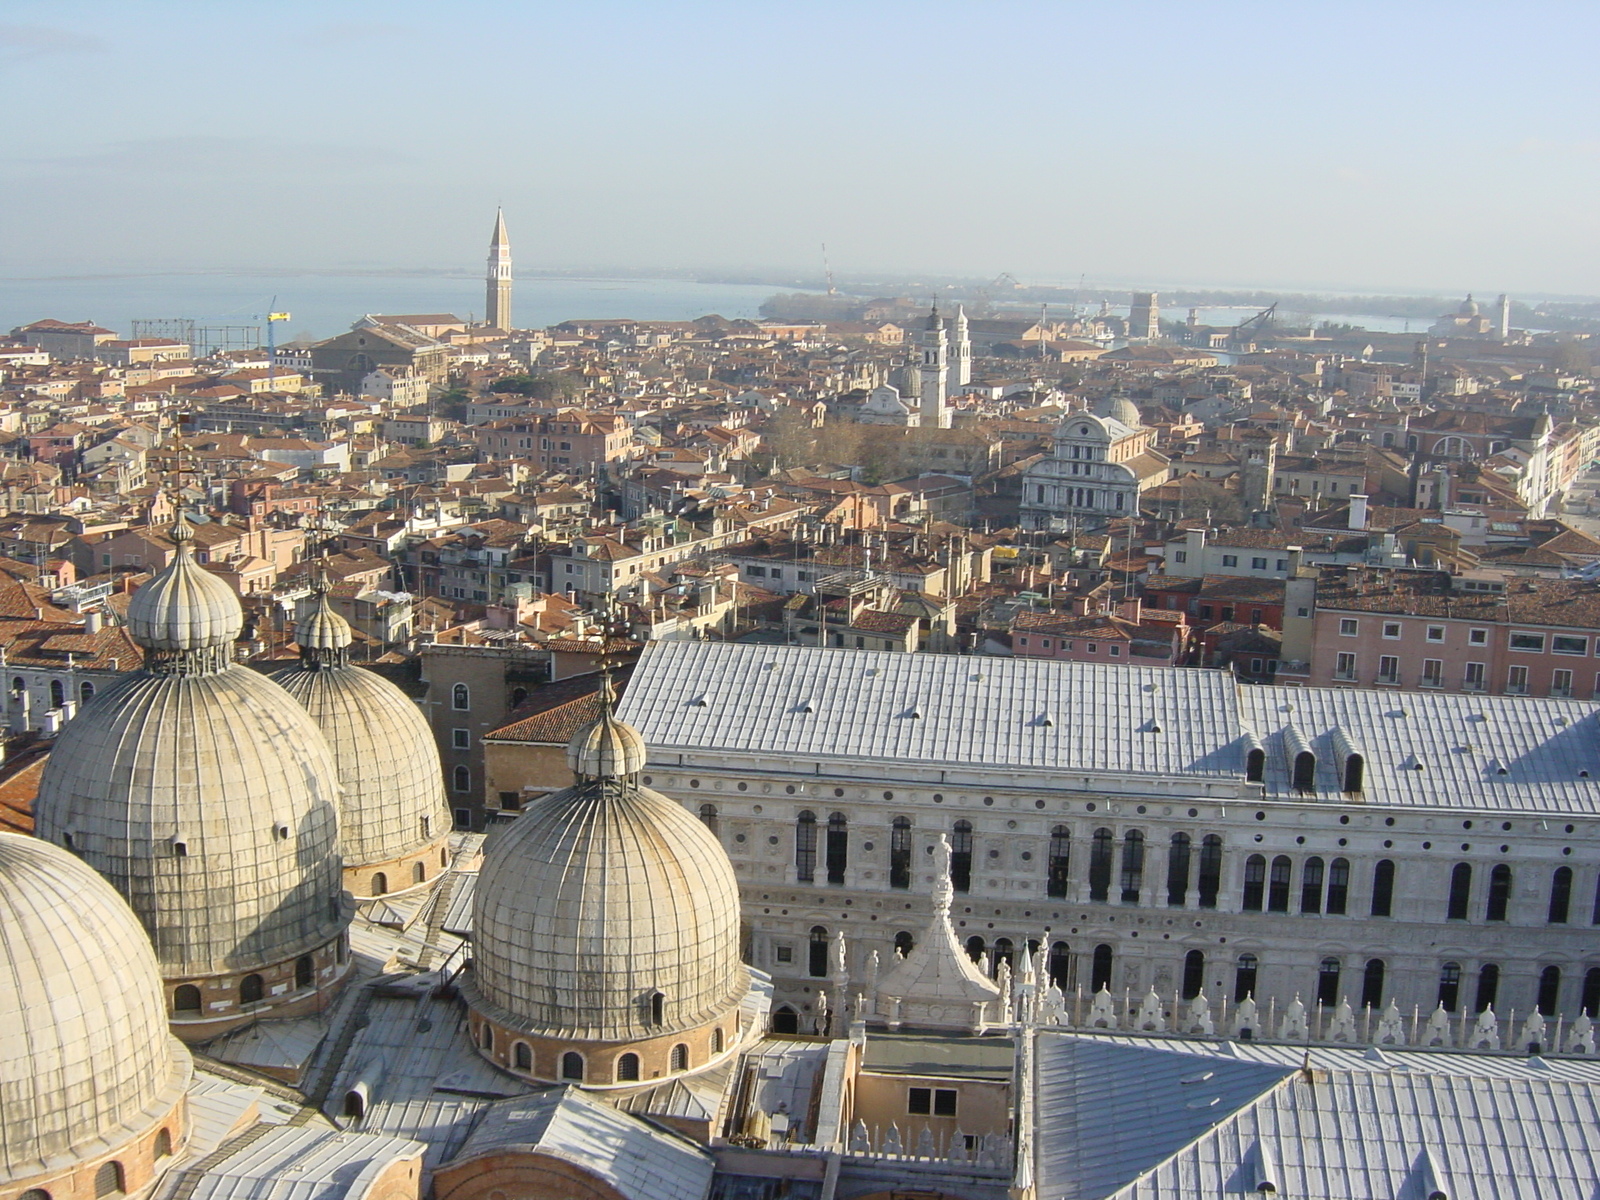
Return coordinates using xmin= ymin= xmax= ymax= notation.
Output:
xmin=34 ymin=516 xmax=350 ymax=1040
xmin=271 ymin=580 xmax=453 ymax=899
xmin=461 ymin=677 xmax=762 ymax=1089
xmin=0 ymin=832 xmax=192 ymax=1200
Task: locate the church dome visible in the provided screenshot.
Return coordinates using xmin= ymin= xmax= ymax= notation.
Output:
xmin=126 ymin=516 xmax=243 ymax=654
xmin=0 ymin=833 xmax=190 ymax=1184
xmin=271 ymin=590 xmax=450 ymax=879
xmin=34 ymin=519 xmax=346 ymax=989
xmin=566 ymin=706 xmax=648 ymax=780
xmin=471 ymin=710 xmax=745 ymax=1042
xmin=1460 ymin=294 xmax=1480 ymax=316
xmin=1103 ymin=394 xmax=1142 ymax=428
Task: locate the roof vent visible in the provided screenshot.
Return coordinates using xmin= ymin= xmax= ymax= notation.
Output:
xmin=903 ymin=704 xmax=923 ymax=720
xmin=1414 ymin=1147 xmax=1451 ymax=1200
xmin=689 ymin=694 xmax=709 ymax=707
xmin=1143 ymin=719 xmax=1162 ymax=734
xmin=1248 ymin=1140 xmax=1279 ymax=1194
xmin=1034 ymin=713 xmax=1055 ymax=728
xmin=793 ymin=699 xmax=815 ymax=714
xmin=1179 ymin=1070 xmax=1214 ymax=1085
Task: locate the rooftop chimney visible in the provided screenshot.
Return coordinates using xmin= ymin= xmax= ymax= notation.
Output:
xmin=1348 ymin=494 xmax=1369 ymax=532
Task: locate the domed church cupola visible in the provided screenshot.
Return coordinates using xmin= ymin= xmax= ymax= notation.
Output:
xmin=462 ymin=672 xmax=762 ymax=1090
xmin=34 ymin=516 xmax=351 ymax=1041
xmin=272 ymin=576 xmax=452 ymax=899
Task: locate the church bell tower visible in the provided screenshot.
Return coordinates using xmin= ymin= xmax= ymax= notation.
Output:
xmin=485 ymin=207 xmax=512 ymax=331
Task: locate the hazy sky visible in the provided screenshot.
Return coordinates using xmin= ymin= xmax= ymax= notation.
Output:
xmin=3 ymin=1 xmax=1598 ymax=295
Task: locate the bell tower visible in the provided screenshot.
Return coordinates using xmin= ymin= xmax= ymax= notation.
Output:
xmin=485 ymin=207 xmax=512 ymax=331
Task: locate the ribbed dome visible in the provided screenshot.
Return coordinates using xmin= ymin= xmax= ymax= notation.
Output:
xmin=271 ymin=659 xmax=449 ymax=872
xmin=1104 ymin=394 xmax=1142 ymax=428
xmin=567 ymin=709 xmax=648 ymax=780
xmin=127 ymin=517 xmax=243 ymax=653
xmin=33 ymin=666 xmax=345 ymax=977
xmin=294 ymin=588 xmax=352 ymax=654
xmin=0 ymin=833 xmax=190 ymax=1182
xmin=472 ymin=775 xmax=745 ymax=1041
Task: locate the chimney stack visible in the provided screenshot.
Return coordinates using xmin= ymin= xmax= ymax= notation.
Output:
xmin=1348 ymin=494 xmax=1369 ymax=532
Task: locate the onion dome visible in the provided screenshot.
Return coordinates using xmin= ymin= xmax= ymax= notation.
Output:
xmin=471 ymin=698 xmax=744 ymax=1042
xmin=0 ymin=832 xmax=190 ymax=1183
xmin=34 ymin=518 xmax=345 ymax=985
xmin=126 ymin=515 xmax=242 ymax=670
xmin=271 ymin=586 xmax=450 ymax=878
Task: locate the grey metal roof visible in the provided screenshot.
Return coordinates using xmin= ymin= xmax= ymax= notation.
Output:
xmin=863 ymin=1032 xmax=1017 ymax=1080
xmin=621 ymin=642 xmax=1600 ymax=814
xmin=453 ymin=1088 xmax=715 ymax=1200
xmin=184 ymin=1125 xmax=424 ymax=1200
xmin=1034 ymin=1033 xmax=1600 ymax=1200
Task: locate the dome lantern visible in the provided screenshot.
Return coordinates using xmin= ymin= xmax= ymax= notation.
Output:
xmin=126 ymin=515 xmax=244 ymax=675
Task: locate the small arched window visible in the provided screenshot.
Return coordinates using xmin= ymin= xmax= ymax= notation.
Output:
xmin=808 ymin=927 xmax=828 ymax=978
xmin=1197 ymin=835 xmax=1223 ymax=909
xmin=1361 ymin=959 xmax=1385 ymax=1010
xmin=950 ymin=820 xmax=973 ymax=893
xmin=481 ymin=1024 xmax=494 ymax=1051
xmin=1234 ymin=954 xmax=1259 ymax=1003
xmin=1120 ymin=830 xmax=1145 ymax=903
xmin=371 ymin=872 xmax=388 ymax=897
xmin=1447 ymin=863 xmax=1472 ymax=920
xmin=1487 ymin=863 xmax=1512 ymax=922
xmin=889 ymin=816 xmax=912 ymax=889
xmin=1326 ymin=858 xmax=1350 ymax=915
xmin=1537 ymin=965 xmax=1562 ymax=1017
xmin=239 ymin=974 xmax=264 ymax=1005
xmin=1316 ymin=957 xmax=1341 ymax=1007
xmin=795 ymin=811 xmax=817 ymax=883
xmin=514 ymin=1043 xmax=532 ymax=1069
xmin=9 ymin=676 xmax=22 ymax=694
xmin=295 ymin=955 xmax=313 ymax=989
xmin=1550 ymin=866 xmax=1573 ymax=924
xmin=1245 ymin=747 xmax=1266 ymax=783
xmin=344 ymin=1090 xmax=365 ymax=1121
xmin=711 ymin=1027 xmax=724 ymax=1054
xmin=1475 ymin=963 xmax=1500 ymax=1013
xmin=650 ymin=990 xmax=666 ymax=1025
xmin=698 ymin=803 xmax=719 ymax=835
xmin=616 ymin=1052 xmax=640 ymax=1082
xmin=1088 ymin=828 xmax=1114 ymax=902
xmin=1091 ymin=943 xmax=1114 ymax=992
xmin=510 ymin=686 xmax=528 ymax=708
xmin=452 ymin=765 xmax=470 ymax=794
xmin=1437 ymin=962 xmax=1462 ymax=1012
xmin=1049 ymin=941 xmax=1072 ymax=989
xmin=173 ymin=984 xmax=201 ymax=1012
xmin=1182 ymin=949 xmax=1205 ymax=1000
xmin=1047 ymin=825 xmax=1072 ymax=898
xmin=561 ymin=1051 xmax=584 ymax=1081
xmin=826 ymin=811 xmax=848 ymax=885
xmin=1242 ymin=854 xmax=1267 ymax=911
xmin=413 ymin=861 xmax=426 ymax=885
xmin=154 ymin=1128 xmax=173 ymax=1159
xmin=893 ymin=930 xmax=915 ymax=958
xmin=79 ymin=681 xmax=95 ymax=705
xmin=1301 ymin=856 xmax=1325 ymax=914
xmin=94 ymin=1162 xmax=124 ymax=1198
xmin=1167 ymin=832 xmax=1191 ymax=907
xmin=670 ymin=1043 xmax=689 ymax=1072
xmin=966 ymin=936 xmax=987 ymax=964
xmin=1267 ymin=856 xmax=1292 ymax=912
xmin=49 ymin=679 xmax=64 ymax=709
xmin=1291 ymin=750 xmax=1316 ymax=793
xmin=993 ymin=937 xmax=1015 ymax=971
xmin=452 ymin=683 xmax=469 ymax=710
xmin=1371 ymin=859 xmax=1396 ymax=917
xmin=1343 ymin=752 xmax=1364 ymax=794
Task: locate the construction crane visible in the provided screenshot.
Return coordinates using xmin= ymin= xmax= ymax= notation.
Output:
xmin=260 ymin=300 xmax=291 ymax=390
xmin=992 ymin=271 xmax=1023 ymax=290
xmin=1233 ymin=302 xmax=1278 ymax=342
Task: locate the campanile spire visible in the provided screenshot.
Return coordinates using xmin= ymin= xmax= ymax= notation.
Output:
xmin=485 ymin=207 xmax=512 ymax=331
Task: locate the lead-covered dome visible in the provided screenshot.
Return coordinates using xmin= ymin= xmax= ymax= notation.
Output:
xmin=271 ymin=589 xmax=450 ymax=879
xmin=471 ymin=706 xmax=745 ymax=1042
xmin=34 ymin=518 xmax=346 ymax=987
xmin=0 ymin=833 xmax=190 ymax=1184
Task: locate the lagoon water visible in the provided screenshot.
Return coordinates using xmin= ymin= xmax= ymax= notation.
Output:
xmin=0 ymin=272 xmax=795 ymax=344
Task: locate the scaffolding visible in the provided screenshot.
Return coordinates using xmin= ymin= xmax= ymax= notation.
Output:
xmin=131 ymin=318 xmax=262 ymax=356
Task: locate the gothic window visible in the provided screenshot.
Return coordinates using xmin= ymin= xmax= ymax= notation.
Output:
xmin=1091 ymin=944 xmax=1114 ymax=993
xmin=1197 ymin=835 xmax=1222 ymax=908
xmin=1316 ymin=957 xmax=1341 ymax=1008
xmin=1447 ymin=863 xmax=1472 ymax=920
xmin=561 ymin=1052 xmax=584 ymax=1081
xmin=452 ymin=683 xmax=469 ymax=710
xmin=1487 ymin=864 xmax=1512 ymax=922
xmin=808 ymin=927 xmax=828 ymax=977
xmin=1361 ymin=959 xmax=1385 ymax=1010
xmin=826 ymin=812 xmax=848 ymax=885
xmin=1475 ymin=964 xmax=1500 ymax=1013
xmin=1181 ymin=950 xmax=1205 ymax=1000
xmin=1234 ymin=954 xmax=1258 ymax=1003
xmin=1267 ymin=856 xmax=1292 ymax=912
xmin=616 ymin=1053 xmax=640 ymax=1082
xmin=890 ymin=817 xmax=912 ymax=889
xmin=1301 ymin=856 xmax=1325 ymax=914
xmin=950 ymin=820 xmax=973 ymax=893
xmin=1550 ymin=866 xmax=1573 ymax=924
xmin=1437 ymin=962 xmax=1462 ymax=1012
xmin=795 ymin=812 xmax=817 ymax=883
xmin=1120 ymin=831 xmax=1145 ymax=903
xmin=771 ymin=1007 xmax=799 ymax=1034
xmin=1047 ymin=825 xmax=1071 ymax=898
xmin=1088 ymin=828 xmax=1114 ymax=902
xmin=1242 ymin=854 xmax=1266 ymax=911
xmin=1167 ymin=833 xmax=1190 ymax=907
xmin=1537 ymin=966 xmax=1562 ymax=1017
xmin=1326 ymin=858 xmax=1350 ymax=915
xmin=1370 ymin=859 xmax=1395 ymax=917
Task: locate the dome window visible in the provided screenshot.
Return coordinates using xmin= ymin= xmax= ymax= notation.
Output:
xmin=154 ymin=1129 xmax=173 ymax=1159
xmin=274 ymin=824 xmax=290 ymax=841
xmin=670 ymin=1043 xmax=689 ymax=1072
xmin=514 ymin=1043 xmax=532 ymax=1070
xmin=20 ymin=1190 xmax=51 ymax=1200
xmin=239 ymin=974 xmax=264 ymax=1005
xmin=616 ymin=1052 xmax=640 ymax=1082
xmin=650 ymin=990 xmax=666 ymax=1025
xmin=371 ymin=873 xmax=388 ymax=897
xmin=561 ymin=1052 xmax=584 ymax=1081
xmin=173 ymin=984 xmax=201 ymax=1012
xmin=711 ymin=1027 xmax=724 ymax=1054
xmin=93 ymin=1162 xmax=124 ymax=1198
xmin=413 ymin=862 xmax=426 ymax=885
xmin=172 ymin=840 xmax=187 ymax=858
xmin=295 ymin=955 xmax=313 ymax=989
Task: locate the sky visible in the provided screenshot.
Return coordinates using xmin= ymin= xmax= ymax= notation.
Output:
xmin=2 ymin=0 xmax=1598 ymax=296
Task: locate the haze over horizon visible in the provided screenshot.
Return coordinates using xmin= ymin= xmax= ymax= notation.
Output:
xmin=3 ymin=0 xmax=1597 ymax=299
